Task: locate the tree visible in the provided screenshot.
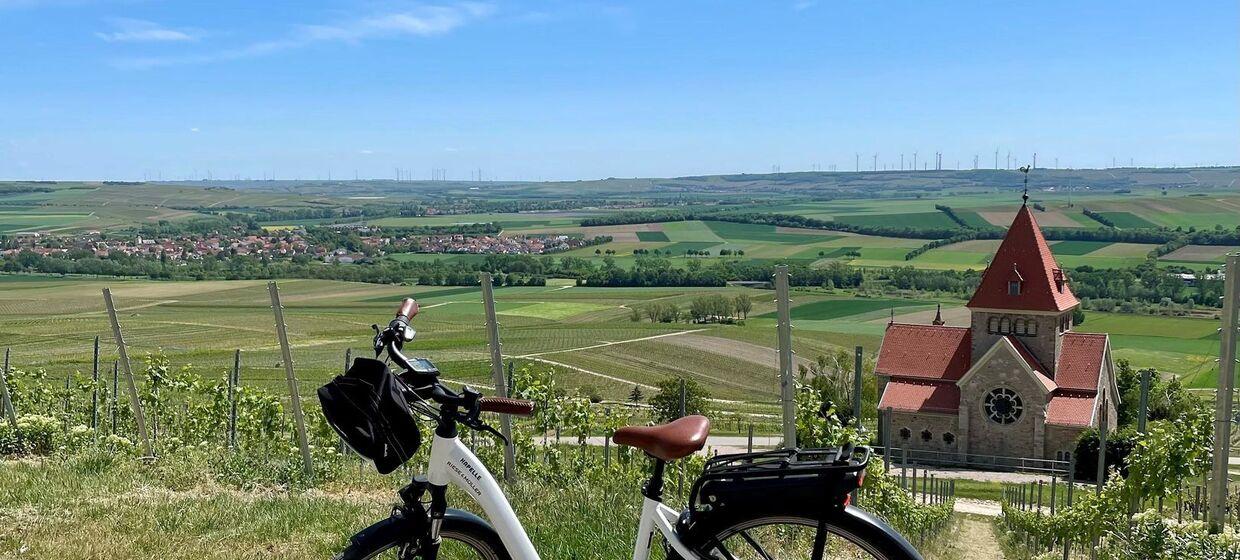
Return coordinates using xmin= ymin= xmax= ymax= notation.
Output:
xmin=645 ymin=304 xmax=661 ymax=323
xmin=628 ymin=385 xmax=644 ymax=404
xmin=733 ymin=293 xmax=752 ymax=319
xmin=649 ymin=377 xmax=711 ymax=422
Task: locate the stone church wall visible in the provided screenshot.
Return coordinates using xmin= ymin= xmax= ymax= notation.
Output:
xmin=958 ymin=346 xmax=1050 ymax=459
xmin=888 ymin=411 xmax=960 ymax=459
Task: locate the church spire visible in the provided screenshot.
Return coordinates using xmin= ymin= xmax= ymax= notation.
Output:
xmin=966 ymin=204 xmax=1079 ymax=312
xmin=1019 ymin=165 xmax=1031 ymax=206
xmin=932 ymin=304 xmax=945 ymax=326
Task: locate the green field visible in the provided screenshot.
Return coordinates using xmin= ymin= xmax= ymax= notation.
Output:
xmin=635 ymin=231 xmax=670 ymax=242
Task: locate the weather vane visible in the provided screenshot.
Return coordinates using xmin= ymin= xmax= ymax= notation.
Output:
xmin=1018 ymin=165 xmax=1031 ymax=205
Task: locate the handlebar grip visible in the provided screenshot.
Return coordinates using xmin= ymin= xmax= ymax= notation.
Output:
xmin=479 ymin=397 xmax=535 ymax=417
xmin=396 ymin=298 xmax=419 ymax=320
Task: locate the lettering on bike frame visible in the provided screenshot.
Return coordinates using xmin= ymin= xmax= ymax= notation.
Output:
xmin=425 ymin=433 xmax=696 ymax=560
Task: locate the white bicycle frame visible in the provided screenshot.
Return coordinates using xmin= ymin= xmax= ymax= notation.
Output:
xmin=427 ymin=433 xmax=699 ymax=560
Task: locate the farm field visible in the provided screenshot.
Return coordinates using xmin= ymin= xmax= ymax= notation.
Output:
xmin=0 ymin=276 xmax=1220 ymax=407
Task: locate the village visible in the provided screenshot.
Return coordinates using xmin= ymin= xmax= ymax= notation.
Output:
xmin=0 ymin=227 xmax=591 ymax=264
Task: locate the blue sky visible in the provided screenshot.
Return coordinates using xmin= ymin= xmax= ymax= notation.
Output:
xmin=1 ymin=1 xmax=1236 ymax=181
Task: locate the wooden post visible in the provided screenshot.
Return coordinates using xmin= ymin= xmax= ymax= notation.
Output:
xmin=228 ymin=349 xmax=240 ymax=449
xmin=882 ymin=407 xmax=893 ymax=470
xmin=0 ymin=348 xmax=16 ymax=430
xmin=1067 ymin=453 xmax=1075 ymax=506
xmin=852 ymin=345 xmax=863 ymax=428
xmin=268 ymin=282 xmax=313 ymax=477
xmin=110 ymin=361 xmax=118 ymax=435
xmin=91 ymin=336 xmax=100 ymax=430
xmin=103 ymin=288 xmax=153 ymax=457
xmin=774 ymin=265 xmax=796 ymax=449
xmin=480 ymin=272 xmax=516 ymax=482
xmin=747 ymin=424 xmax=753 ymax=453
xmin=1210 ymin=253 xmax=1239 ymax=532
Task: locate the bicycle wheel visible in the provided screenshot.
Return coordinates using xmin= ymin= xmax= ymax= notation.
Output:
xmin=687 ymin=510 xmax=921 ymax=560
xmin=334 ymin=515 xmax=510 ymax=560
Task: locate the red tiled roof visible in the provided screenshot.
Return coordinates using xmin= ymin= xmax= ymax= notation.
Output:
xmin=875 ymin=324 xmax=972 ymax=381
xmin=1005 ymin=336 xmax=1057 ymax=392
xmin=1046 ymin=393 xmax=1097 ymax=427
xmin=878 ymin=380 xmax=960 ymax=414
xmin=967 ymin=205 xmax=1080 ymax=312
xmin=1055 ymin=332 xmax=1108 ymax=391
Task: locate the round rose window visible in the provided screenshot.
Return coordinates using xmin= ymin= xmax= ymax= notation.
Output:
xmin=984 ymin=388 xmax=1023 ymax=425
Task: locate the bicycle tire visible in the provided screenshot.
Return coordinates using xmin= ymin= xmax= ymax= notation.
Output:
xmin=334 ymin=510 xmax=510 ymax=560
xmin=676 ymin=507 xmax=923 ymax=560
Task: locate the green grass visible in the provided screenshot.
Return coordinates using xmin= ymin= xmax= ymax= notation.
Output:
xmin=701 ymin=221 xmax=840 ymax=244
xmin=834 ymin=212 xmax=959 ymax=229
xmin=1050 ymin=241 xmax=1113 ymax=256
xmin=635 ymin=231 xmax=670 ymax=242
xmin=1096 ymin=212 xmax=1158 ymax=229
xmin=758 ymin=297 xmax=929 ymax=321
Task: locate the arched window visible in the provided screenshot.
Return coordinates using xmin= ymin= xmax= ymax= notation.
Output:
xmin=942 ymin=432 xmax=956 ymax=445
xmin=999 ymin=317 xmax=1011 ymax=333
xmin=1027 ymin=320 xmax=1038 ymax=336
xmin=1014 ymin=318 xmax=1026 ymax=335
xmin=899 ymin=427 xmax=911 ymax=440
xmin=988 ymin=317 xmax=999 ymax=333
xmin=920 ymin=429 xmax=932 ymax=442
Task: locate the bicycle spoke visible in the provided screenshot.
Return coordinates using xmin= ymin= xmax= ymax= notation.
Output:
xmin=738 ymin=530 xmax=775 ymax=560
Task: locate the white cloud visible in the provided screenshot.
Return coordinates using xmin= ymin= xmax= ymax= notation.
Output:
xmin=359 ymin=149 xmax=374 ymax=154
xmin=190 ymin=127 xmax=199 ymax=132
xmin=96 ymin=18 xmax=200 ymax=43
xmin=793 ymin=0 xmax=818 ymax=11
xmin=112 ymin=3 xmax=493 ymax=69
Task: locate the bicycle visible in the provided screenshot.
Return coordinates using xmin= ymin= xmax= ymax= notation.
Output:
xmin=325 ymin=298 xmax=923 ymax=560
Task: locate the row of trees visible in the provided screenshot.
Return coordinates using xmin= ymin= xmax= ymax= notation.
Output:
xmin=629 ymin=294 xmax=754 ymax=324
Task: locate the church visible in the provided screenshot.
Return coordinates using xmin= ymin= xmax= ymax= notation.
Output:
xmin=874 ymin=202 xmax=1118 ymax=463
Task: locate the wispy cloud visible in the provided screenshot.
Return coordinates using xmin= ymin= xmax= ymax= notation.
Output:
xmin=792 ymin=0 xmax=818 ymax=11
xmin=96 ymin=17 xmax=200 ymax=43
xmin=113 ymin=2 xmax=493 ymax=69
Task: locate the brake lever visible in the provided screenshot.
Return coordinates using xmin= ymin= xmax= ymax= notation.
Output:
xmin=462 ymin=416 xmax=510 ymax=447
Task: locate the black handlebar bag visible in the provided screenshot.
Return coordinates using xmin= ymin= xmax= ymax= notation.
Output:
xmin=317 ymin=357 xmax=421 ymax=474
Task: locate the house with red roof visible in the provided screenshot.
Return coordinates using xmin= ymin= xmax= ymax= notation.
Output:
xmin=875 ymin=203 xmax=1118 ymax=463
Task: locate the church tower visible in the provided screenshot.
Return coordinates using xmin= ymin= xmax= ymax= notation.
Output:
xmin=966 ymin=204 xmax=1079 ymax=377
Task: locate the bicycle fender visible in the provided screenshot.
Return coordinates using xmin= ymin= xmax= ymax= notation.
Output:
xmin=343 ymin=508 xmax=496 ymax=549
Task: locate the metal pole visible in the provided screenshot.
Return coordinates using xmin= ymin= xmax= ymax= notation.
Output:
xmin=853 ymin=346 xmax=863 ymax=428
xmin=774 ymin=265 xmax=796 ymax=448
xmin=111 ymin=361 xmax=118 ymax=434
xmin=0 ymin=348 xmax=16 ymax=430
xmin=747 ymin=424 xmax=754 ymax=453
xmin=1096 ymin=393 xmax=1108 ymax=495
xmin=480 ymin=272 xmax=516 ymax=482
xmin=882 ymin=407 xmax=893 ymax=471
xmin=1137 ymin=368 xmax=1151 ymax=434
xmin=103 ymin=288 xmax=153 ymax=457
xmin=1210 ymin=253 xmax=1239 ymax=532
xmin=228 ymin=349 xmax=240 ymax=449
xmin=268 ymin=282 xmax=313 ymax=477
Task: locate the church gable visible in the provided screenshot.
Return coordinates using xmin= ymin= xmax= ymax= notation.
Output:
xmin=956 ymin=336 xmax=1056 ymax=397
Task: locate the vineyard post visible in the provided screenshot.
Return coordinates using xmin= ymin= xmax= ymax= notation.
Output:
xmin=774 ymin=265 xmax=796 ymax=449
xmin=110 ymin=361 xmax=118 ymax=435
xmin=1066 ymin=454 xmax=1075 ymax=506
xmin=91 ymin=336 xmax=99 ymax=430
xmin=62 ymin=372 xmax=70 ymax=430
xmin=480 ymin=272 xmax=516 ymax=483
xmin=0 ymin=348 xmax=16 ymax=430
xmin=103 ymin=288 xmax=154 ymax=458
xmin=881 ymin=407 xmax=893 ymax=470
xmin=852 ymin=345 xmax=863 ymax=428
xmin=1210 ymin=252 xmax=1239 ymax=532
xmin=339 ymin=348 xmax=351 ymax=455
xmin=747 ymin=424 xmax=753 ymax=453
xmin=267 ymin=281 xmax=313 ymax=477
xmin=228 ymin=349 xmax=239 ymax=450
xmin=1096 ymin=393 xmax=1107 ymax=495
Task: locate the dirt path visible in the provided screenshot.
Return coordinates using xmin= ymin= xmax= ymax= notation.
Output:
xmin=953 ymin=514 xmax=1004 ymax=560
xmin=512 ymin=329 xmax=707 ymax=359
xmin=954 ymin=498 xmax=1002 ymax=517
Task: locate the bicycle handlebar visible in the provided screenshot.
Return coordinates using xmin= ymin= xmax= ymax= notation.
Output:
xmin=395 ymin=298 xmax=419 ymax=321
